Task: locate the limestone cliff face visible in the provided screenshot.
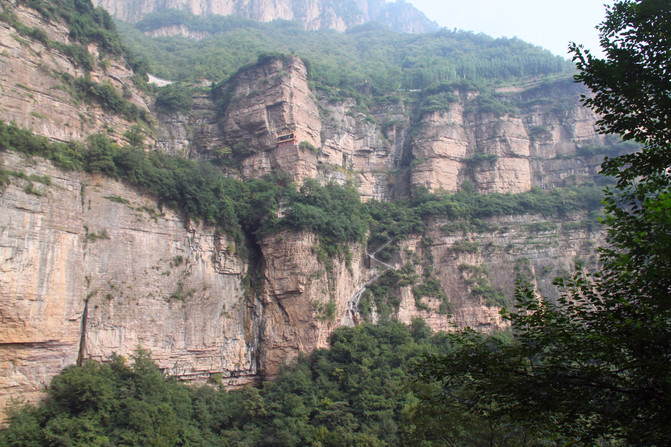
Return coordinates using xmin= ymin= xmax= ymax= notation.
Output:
xmin=409 ymin=87 xmax=606 ymax=194
xmin=0 ymin=148 xmax=603 ymax=414
xmin=258 ymin=231 xmax=367 ymax=376
xmin=0 ymin=5 xmax=151 ymax=145
xmin=0 ymin=148 xmax=367 ymax=411
xmin=144 ymin=24 xmax=213 ymax=40
xmin=0 ymin=6 xmax=596 ymax=200
xmin=393 ymin=214 xmax=604 ymax=332
xmin=208 ymin=58 xmax=606 ymax=200
xmin=96 ymin=0 xmax=303 ymax=25
xmin=155 ymin=91 xmax=228 ymax=159
xmin=218 ymin=56 xmax=322 ymax=182
xmin=94 ymin=0 xmax=438 ymax=33
xmin=0 ymin=152 xmax=258 ymax=414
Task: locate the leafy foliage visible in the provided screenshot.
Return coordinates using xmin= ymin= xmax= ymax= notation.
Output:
xmin=1 ymin=321 xmax=560 ymax=445
xmin=367 ymin=264 xmax=418 ymax=320
xmin=1 ymin=118 xmax=606 ymax=272
xmin=1 ymin=2 xmax=149 ymax=110
xmin=0 ymin=121 xmax=365 ymax=257
xmin=66 ymin=74 xmax=149 ymax=122
xmin=365 ymin=181 xmax=604 ymax=252
xmin=1 ymin=0 xmax=149 ymax=80
xmin=572 ymin=0 xmax=671 ymax=148
xmin=0 ymin=322 xmax=480 ymax=446
xmin=155 ymin=83 xmax=194 ymax=114
xmin=281 ymin=178 xmax=367 ymax=264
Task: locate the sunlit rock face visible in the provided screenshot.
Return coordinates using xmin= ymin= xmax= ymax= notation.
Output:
xmin=0 ymin=5 xmax=152 ymax=146
xmin=0 ymin=153 xmax=257 ymax=419
xmin=207 ymin=57 xmax=605 ymax=200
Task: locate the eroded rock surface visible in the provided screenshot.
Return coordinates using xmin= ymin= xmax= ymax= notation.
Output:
xmin=0 ymin=153 xmax=257 ymax=415
xmin=94 ymin=0 xmax=438 ymax=33
xmin=258 ymin=231 xmax=367 ymax=376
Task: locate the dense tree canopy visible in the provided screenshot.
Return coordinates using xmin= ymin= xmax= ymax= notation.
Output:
xmin=0 ymin=322 xmax=544 ymax=446
xmin=418 ymin=1 xmax=671 ymax=444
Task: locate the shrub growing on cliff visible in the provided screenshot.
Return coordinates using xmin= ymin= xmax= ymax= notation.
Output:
xmin=15 ymin=0 xmax=123 ymax=55
xmin=0 ymin=121 xmax=368 ymax=257
xmin=155 ymin=83 xmax=194 ymax=114
xmin=1 ymin=117 xmax=606 ymax=255
xmin=6 ymin=0 xmax=149 ymax=84
xmin=74 ymin=76 xmax=149 ymax=122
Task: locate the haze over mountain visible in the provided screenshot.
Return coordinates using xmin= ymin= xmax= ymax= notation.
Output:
xmin=407 ymin=0 xmax=613 ymax=57
xmin=95 ymin=0 xmax=440 ymax=33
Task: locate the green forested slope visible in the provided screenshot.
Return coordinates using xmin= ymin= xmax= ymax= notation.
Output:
xmin=118 ymin=10 xmax=571 ymax=91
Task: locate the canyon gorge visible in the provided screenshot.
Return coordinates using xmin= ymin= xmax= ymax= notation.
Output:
xmin=0 ymin=0 xmax=612 ymax=418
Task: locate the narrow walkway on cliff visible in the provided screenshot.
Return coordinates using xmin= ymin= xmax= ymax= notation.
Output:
xmin=341 ymin=238 xmax=395 ymax=327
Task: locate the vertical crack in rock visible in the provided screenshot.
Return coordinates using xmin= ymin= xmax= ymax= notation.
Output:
xmin=243 ymin=237 xmax=269 ymax=379
xmin=265 ymin=271 xmax=291 ymax=320
xmin=76 ymin=299 xmax=89 ymax=366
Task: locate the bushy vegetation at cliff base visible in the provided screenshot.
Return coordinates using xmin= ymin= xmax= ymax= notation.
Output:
xmin=0 ymin=321 xmax=553 ymax=446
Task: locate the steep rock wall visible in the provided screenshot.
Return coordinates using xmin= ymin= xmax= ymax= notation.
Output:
xmin=155 ymin=91 xmax=228 ymax=159
xmin=96 ymin=0 xmax=334 ymax=27
xmin=258 ymin=231 xmax=368 ymax=376
xmin=206 ymin=58 xmax=607 ymax=200
xmin=0 ymin=5 xmax=608 ymax=202
xmin=0 ymin=150 xmax=604 ymax=415
xmin=0 ymin=152 xmax=372 ymax=417
xmin=0 ymin=153 xmax=257 ymax=415
xmin=409 ymin=88 xmax=606 ymax=194
xmin=219 ymin=57 xmax=322 ymax=182
xmin=0 ymin=2 xmax=611 ymax=423
xmin=392 ymin=214 xmax=604 ymax=332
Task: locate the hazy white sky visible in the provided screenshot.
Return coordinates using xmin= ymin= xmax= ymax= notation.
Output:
xmin=405 ymin=0 xmax=615 ymax=58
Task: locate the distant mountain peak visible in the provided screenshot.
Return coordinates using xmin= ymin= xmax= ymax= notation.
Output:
xmin=95 ymin=0 xmax=439 ymax=34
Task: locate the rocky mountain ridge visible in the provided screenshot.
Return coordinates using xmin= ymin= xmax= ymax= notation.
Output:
xmin=161 ymin=56 xmax=609 ymax=200
xmin=94 ymin=0 xmax=439 ymax=33
xmin=0 ymin=1 xmax=610 ymax=419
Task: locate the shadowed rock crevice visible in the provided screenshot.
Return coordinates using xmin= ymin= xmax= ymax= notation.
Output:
xmin=76 ymin=299 xmax=89 ymax=367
